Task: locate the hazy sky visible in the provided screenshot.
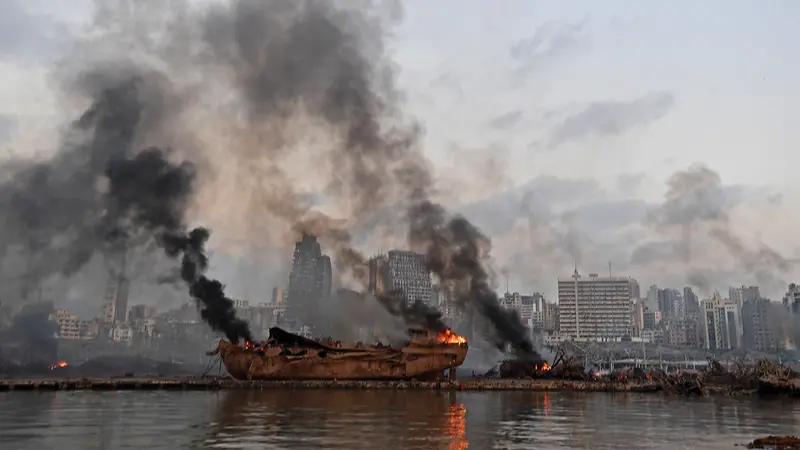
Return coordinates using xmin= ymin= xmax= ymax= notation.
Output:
xmin=1 ymin=0 xmax=798 ymax=312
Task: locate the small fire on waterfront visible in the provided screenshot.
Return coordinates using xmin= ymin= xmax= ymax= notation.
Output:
xmin=49 ymin=361 xmax=67 ymax=370
xmin=438 ymin=329 xmax=467 ymax=345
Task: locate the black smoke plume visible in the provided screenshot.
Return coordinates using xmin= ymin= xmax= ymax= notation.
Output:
xmin=0 ymin=69 xmax=250 ymax=342
xmin=375 ymin=289 xmax=448 ymax=333
xmin=409 ymin=199 xmax=538 ymax=357
xmin=105 ymin=146 xmax=252 ymax=343
xmin=1 ymin=0 xmax=530 ymax=353
xmin=198 ymin=0 xmax=537 ymax=354
xmin=161 ymin=228 xmax=252 ymax=343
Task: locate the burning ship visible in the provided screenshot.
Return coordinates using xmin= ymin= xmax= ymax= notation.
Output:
xmin=210 ymin=327 xmax=468 ymax=381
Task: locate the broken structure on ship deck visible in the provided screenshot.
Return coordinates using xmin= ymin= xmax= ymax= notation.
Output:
xmin=210 ymin=326 xmax=468 ymax=381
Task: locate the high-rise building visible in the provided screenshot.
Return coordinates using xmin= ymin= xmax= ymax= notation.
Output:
xmin=658 ymin=288 xmax=684 ymax=321
xmin=645 ymin=284 xmax=659 ymax=312
xmin=54 ymin=309 xmax=81 ymax=340
xmin=523 ymin=293 xmax=545 ymax=331
xmin=632 ymin=299 xmax=645 ymax=331
xmin=684 ymin=287 xmax=699 ymax=317
xmin=557 ymin=269 xmax=634 ymax=341
xmin=271 ymin=286 xmax=284 ymax=306
xmin=730 ymin=285 xmax=761 ymax=310
xmin=502 ymin=292 xmax=545 ymax=331
xmin=433 ymin=282 xmax=458 ymax=320
xmin=543 ymin=302 xmax=559 ymax=333
xmin=317 ymin=255 xmax=332 ymax=305
xmin=386 ymin=250 xmax=432 ymax=306
xmin=128 ymin=305 xmax=157 ymax=322
xmin=729 ymin=285 xmax=758 ymax=344
xmin=286 ymin=234 xmax=333 ymax=332
xmin=101 ymin=249 xmax=130 ymax=326
xmin=783 ymin=283 xmax=800 ymax=314
xmin=701 ymin=294 xmax=740 ymax=350
xmin=368 ymin=255 xmax=389 ymax=296
xmin=629 ymin=279 xmax=641 ymax=301
xmin=643 ymin=310 xmax=661 ymax=330
xmin=742 ymin=298 xmax=778 ymax=351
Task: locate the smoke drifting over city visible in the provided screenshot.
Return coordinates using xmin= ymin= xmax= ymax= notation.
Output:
xmin=0 ymin=0 xmax=535 ymax=354
xmin=0 ymin=0 xmax=796 ymax=360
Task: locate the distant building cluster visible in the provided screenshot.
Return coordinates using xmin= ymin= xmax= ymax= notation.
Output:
xmin=6 ymin=231 xmax=798 ymax=358
xmin=529 ymin=267 xmax=799 ymax=353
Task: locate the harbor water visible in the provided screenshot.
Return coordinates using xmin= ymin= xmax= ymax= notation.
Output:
xmin=1 ymin=390 xmax=798 ymax=449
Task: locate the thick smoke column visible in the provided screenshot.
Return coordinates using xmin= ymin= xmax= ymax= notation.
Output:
xmin=161 ymin=228 xmax=252 ymax=343
xmin=105 ymin=147 xmax=252 ymax=343
xmin=375 ymin=288 xmax=449 ymax=333
xmin=196 ymin=0 xmax=537 ymax=353
xmin=0 ymin=67 xmax=251 ymax=342
xmin=0 ymin=0 xmax=530 ymax=351
xmin=409 ymin=198 xmax=538 ymax=356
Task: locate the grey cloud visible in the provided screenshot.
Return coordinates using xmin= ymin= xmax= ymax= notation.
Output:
xmin=616 ymin=172 xmax=645 ymax=192
xmin=0 ymin=1 xmax=68 ymax=62
xmin=0 ymin=115 xmax=15 ymax=142
xmin=633 ymin=164 xmax=794 ymax=297
xmin=548 ymin=91 xmax=676 ymax=148
xmin=510 ymin=17 xmax=588 ymax=77
xmin=460 ymin=175 xmax=602 ymax=236
xmin=561 ymin=199 xmax=648 ymax=233
xmin=486 ymin=110 xmax=523 ymax=130
xmin=455 ymin=165 xmax=791 ymax=301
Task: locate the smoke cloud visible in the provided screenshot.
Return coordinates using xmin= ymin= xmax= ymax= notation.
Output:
xmin=0 ymin=0 xmax=535 ymax=354
xmin=640 ymin=164 xmax=795 ymax=296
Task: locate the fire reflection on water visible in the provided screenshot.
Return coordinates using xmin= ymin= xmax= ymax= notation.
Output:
xmin=446 ymin=403 xmax=468 ymax=450
xmin=543 ymin=392 xmax=550 ymax=417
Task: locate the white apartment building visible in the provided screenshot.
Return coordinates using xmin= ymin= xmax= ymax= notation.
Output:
xmin=109 ymin=324 xmax=133 ymax=344
xmin=701 ymin=294 xmax=741 ymax=350
xmin=502 ymin=292 xmax=546 ymax=330
xmin=53 ymin=309 xmax=81 ymax=340
xmin=557 ymin=270 xmax=634 ymax=341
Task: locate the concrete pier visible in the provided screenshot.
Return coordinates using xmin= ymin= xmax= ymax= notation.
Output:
xmin=0 ymin=377 xmax=659 ymax=392
xmin=0 ymin=377 xmax=793 ymax=396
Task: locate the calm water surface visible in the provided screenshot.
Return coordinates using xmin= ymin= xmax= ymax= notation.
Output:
xmin=0 ymin=390 xmax=798 ymax=449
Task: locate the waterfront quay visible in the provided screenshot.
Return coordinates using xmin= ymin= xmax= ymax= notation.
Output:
xmin=0 ymin=377 xmax=660 ymax=392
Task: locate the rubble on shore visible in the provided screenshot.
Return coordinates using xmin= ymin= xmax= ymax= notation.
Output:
xmin=492 ymin=351 xmax=799 ymax=398
xmin=653 ymin=359 xmax=800 ymax=397
xmin=746 ymin=435 xmax=800 ymax=449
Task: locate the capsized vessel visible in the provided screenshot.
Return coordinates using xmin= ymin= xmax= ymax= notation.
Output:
xmin=210 ymin=327 xmax=468 ymax=381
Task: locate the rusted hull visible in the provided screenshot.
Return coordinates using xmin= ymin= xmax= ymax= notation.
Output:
xmin=216 ymin=340 xmax=468 ymax=381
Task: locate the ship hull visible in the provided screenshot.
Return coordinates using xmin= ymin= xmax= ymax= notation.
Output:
xmin=214 ymin=329 xmax=468 ymax=381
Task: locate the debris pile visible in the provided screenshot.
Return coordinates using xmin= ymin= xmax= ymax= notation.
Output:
xmin=652 ymin=370 xmax=707 ymax=396
xmin=746 ymin=435 xmax=800 ymax=449
xmin=655 ymin=359 xmax=800 ymax=397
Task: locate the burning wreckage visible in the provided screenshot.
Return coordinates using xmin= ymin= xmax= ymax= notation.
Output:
xmin=209 ymin=327 xmax=468 ymax=381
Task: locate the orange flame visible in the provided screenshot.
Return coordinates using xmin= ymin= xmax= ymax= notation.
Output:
xmin=438 ymin=329 xmax=467 ymax=344
xmin=541 ymin=363 xmax=551 ymax=371
xmin=49 ymin=361 xmax=67 ymax=370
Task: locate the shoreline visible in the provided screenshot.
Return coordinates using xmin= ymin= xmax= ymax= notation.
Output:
xmin=0 ymin=377 xmax=769 ymax=394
